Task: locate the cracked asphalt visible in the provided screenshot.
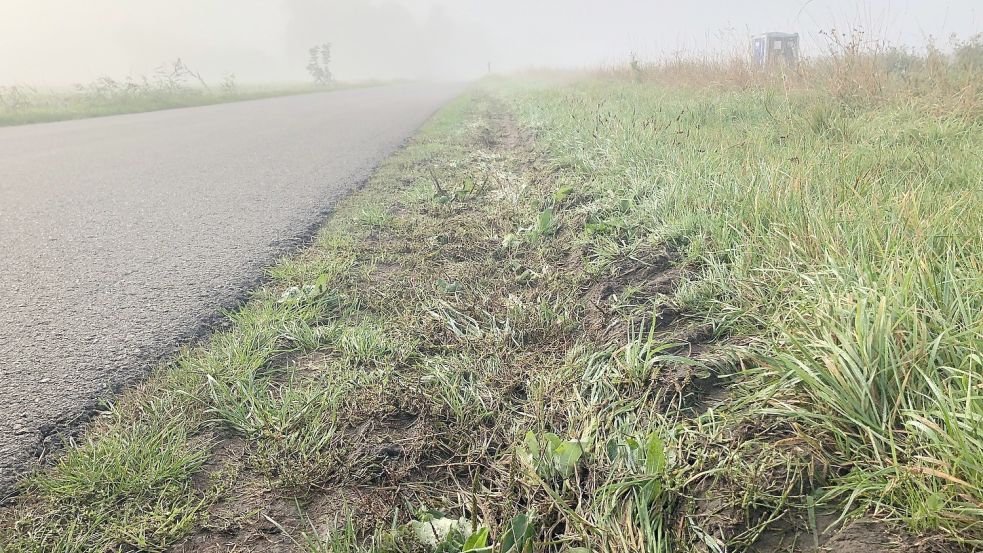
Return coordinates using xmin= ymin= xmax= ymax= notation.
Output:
xmin=0 ymin=83 xmax=462 ymax=495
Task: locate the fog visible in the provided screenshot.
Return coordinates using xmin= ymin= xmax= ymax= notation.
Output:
xmin=1 ymin=0 xmax=979 ymax=85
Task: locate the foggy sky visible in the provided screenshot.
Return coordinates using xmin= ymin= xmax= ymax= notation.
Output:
xmin=1 ymin=0 xmax=979 ymax=86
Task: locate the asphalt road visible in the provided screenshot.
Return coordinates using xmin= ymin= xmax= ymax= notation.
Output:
xmin=0 ymin=83 xmax=462 ymax=495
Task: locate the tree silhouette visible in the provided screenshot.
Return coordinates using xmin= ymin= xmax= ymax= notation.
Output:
xmin=306 ymin=43 xmax=333 ymax=86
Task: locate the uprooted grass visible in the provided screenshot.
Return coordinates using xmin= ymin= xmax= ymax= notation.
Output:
xmin=1 ymin=51 xmax=981 ymax=552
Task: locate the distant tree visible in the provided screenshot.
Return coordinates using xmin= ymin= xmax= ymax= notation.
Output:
xmin=307 ymin=43 xmax=333 ymax=86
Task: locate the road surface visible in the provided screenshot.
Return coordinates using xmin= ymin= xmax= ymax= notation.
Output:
xmin=0 ymin=84 xmax=462 ymax=495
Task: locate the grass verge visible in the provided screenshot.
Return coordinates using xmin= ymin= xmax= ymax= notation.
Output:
xmin=0 ymin=71 xmax=382 ymax=127
xmin=0 ymin=63 xmax=980 ymax=552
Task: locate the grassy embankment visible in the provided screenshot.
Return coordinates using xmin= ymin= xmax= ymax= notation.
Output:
xmin=1 ymin=39 xmax=981 ymax=552
xmin=0 ymin=60 xmax=377 ymax=126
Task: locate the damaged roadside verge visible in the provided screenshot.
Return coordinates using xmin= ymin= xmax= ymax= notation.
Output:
xmin=1 ymin=75 xmax=980 ymax=552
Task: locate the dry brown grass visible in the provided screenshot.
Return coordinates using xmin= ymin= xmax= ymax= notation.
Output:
xmin=592 ymin=30 xmax=982 ymax=114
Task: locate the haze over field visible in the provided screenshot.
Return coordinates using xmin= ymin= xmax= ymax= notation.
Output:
xmin=1 ymin=0 xmax=980 ymax=85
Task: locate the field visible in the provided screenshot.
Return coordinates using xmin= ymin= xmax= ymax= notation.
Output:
xmin=0 ymin=60 xmax=372 ymax=126
xmin=1 ymin=43 xmax=981 ymax=552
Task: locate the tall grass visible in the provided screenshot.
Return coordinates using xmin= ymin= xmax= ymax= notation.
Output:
xmin=508 ymin=32 xmax=983 ymax=541
xmin=597 ymin=31 xmax=982 ymax=112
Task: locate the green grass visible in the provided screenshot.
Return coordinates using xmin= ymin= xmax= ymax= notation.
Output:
xmin=506 ymin=74 xmax=982 ymax=541
xmin=0 ymin=80 xmax=381 ymax=126
xmin=1 ymin=52 xmax=980 ymax=551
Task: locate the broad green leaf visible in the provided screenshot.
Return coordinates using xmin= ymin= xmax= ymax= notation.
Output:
xmin=523 ymin=431 xmax=540 ymax=460
xmin=542 ymin=432 xmax=562 ymax=452
xmin=554 ymin=185 xmax=574 ymax=202
xmin=501 ymin=513 xmax=534 ymax=553
xmin=462 ymin=526 xmax=489 ymax=551
xmin=436 ymin=279 xmax=461 ymax=294
xmin=553 ymin=440 xmax=584 ymax=476
xmin=536 ymin=208 xmax=555 ymax=236
xmin=645 ymin=432 xmax=666 ymax=475
xmin=606 ymin=438 xmax=620 ymax=461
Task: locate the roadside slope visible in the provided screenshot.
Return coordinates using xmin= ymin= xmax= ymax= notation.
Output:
xmin=0 ymin=83 xmax=463 ymax=495
xmin=2 ymin=72 xmax=979 ymax=552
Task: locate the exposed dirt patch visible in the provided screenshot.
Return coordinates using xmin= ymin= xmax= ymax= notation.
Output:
xmin=752 ymin=515 xmax=961 ymax=553
xmin=177 ymin=395 xmax=446 ymax=551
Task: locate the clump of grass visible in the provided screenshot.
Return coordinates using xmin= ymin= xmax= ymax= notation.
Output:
xmin=1 ymin=415 xmax=211 ymax=551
